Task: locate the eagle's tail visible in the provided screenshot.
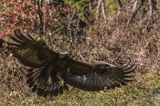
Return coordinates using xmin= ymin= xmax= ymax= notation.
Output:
xmin=26 ymin=68 xmax=68 ymax=97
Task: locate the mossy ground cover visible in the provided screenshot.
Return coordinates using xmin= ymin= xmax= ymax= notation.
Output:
xmin=0 ymin=72 xmax=160 ymax=106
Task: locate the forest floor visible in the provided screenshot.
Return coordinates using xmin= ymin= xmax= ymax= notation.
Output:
xmin=0 ymin=1 xmax=160 ymax=106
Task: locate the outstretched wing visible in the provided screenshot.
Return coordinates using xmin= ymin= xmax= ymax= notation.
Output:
xmin=63 ymin=59 xmax=136 ymax=91
xmin=2 ymin=30 xmax=69 ymax=97
xmin=3 ymin=30 xmax=58 ymax=68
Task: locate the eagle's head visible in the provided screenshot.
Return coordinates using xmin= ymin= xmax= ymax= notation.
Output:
xmin=36 ymin=40 xmax=50 ymax=50
xmin=38 ymin=40 xmax=47 ymax=45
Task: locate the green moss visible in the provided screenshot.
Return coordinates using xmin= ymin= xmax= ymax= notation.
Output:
xmin=64 ymin=0 xmax=90 ymax=20
xmin=106 ymin=0 xmax=118 ymax=13
xmin=0 ymin=1 xmax=5 ymax=12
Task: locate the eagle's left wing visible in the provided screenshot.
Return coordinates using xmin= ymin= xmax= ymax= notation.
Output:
xmin=62 ymin=59 xmax=136 ymax=91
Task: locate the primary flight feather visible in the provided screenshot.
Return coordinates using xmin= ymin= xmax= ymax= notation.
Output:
xmin=1 ymin=30 xmax=136 ymax=97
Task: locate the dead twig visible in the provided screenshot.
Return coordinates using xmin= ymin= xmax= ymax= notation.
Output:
xmin=146 ymin=0 xmax=154 ymax=30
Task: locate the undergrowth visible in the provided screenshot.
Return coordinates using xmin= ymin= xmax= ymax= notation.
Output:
xmin=0 ymin=1 xmax=160 ymax=106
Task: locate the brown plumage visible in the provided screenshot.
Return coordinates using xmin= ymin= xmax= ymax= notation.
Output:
xmin=1 ymin=30 xmax=137 ymax=97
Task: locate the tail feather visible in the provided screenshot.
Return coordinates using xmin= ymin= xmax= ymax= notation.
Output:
xmin=26 ymin=68 xmax=68 ymax=97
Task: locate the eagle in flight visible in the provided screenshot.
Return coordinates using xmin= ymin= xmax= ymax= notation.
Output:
xmin=1 ymin=30 xmax=136 ymax=97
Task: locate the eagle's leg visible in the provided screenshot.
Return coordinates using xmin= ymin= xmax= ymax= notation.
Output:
xmin=56 ymin=72 xmax=64 ymax=86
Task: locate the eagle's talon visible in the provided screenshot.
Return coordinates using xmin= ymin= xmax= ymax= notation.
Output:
xmin=59 ymin=80 xmax=64 ymax=86
xmin=47 ymin=77 xmax=52 ymax=85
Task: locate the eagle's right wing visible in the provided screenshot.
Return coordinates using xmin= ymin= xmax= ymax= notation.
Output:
xmin=1 ymin=30 xmax=71 ymax=97
xmin=2 ymin=30 xmax=58 ymax=68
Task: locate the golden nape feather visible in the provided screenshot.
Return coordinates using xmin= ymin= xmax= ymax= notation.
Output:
xmin=0 ymin=30 xmax=137 ymax=98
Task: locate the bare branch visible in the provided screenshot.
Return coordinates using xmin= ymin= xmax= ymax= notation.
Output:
xmin=127 ymin=0 xmax=145 ymax=26
xmin=96 ymin=0 xmax=107 ymax=20
xmin=101 ymin=0 xmax=107 ymax=20
xmin=147 ymin=0 xmax=153 ymax=29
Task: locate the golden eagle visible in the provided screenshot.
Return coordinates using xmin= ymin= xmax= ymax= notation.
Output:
xmin=1 ymin=30 xmax=136 ymax=97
